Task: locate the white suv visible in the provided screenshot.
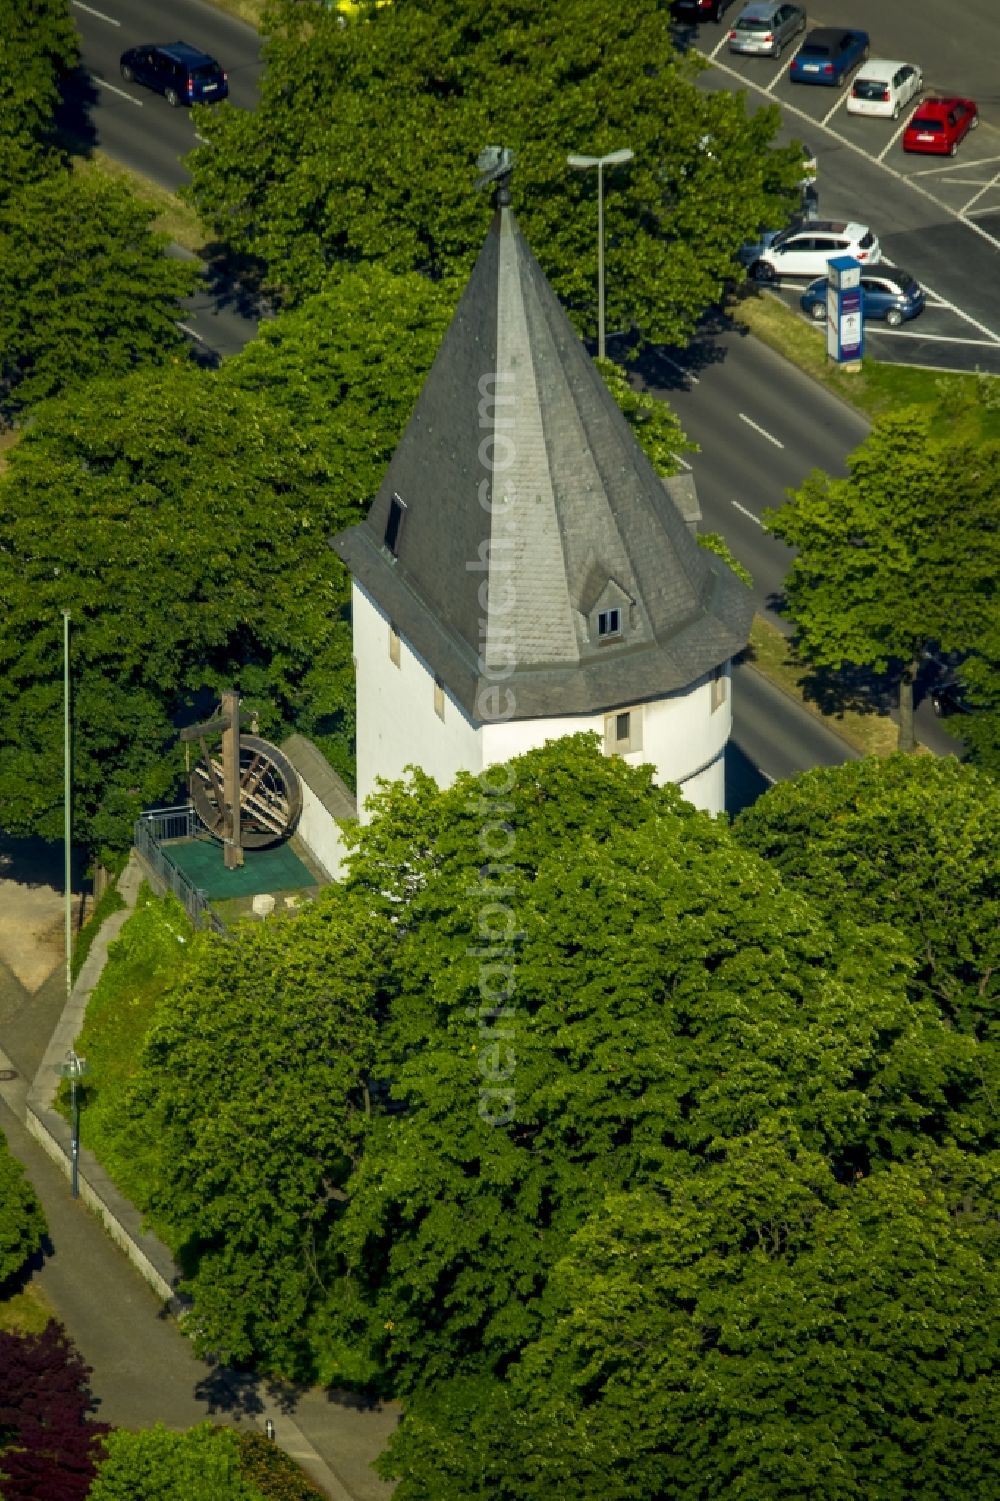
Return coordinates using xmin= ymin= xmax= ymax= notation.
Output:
xmin=749 ymin=221 xmax=880 ymax=282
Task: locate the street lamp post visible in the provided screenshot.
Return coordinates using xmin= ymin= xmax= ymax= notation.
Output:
xmin=57 ymin=1049 xmax=88 ymax=1198
xmin=566 ymin=147 xmax=634 ymax=361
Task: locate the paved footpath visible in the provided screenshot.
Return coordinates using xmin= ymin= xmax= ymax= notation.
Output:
xmin=0 ymin=845 xmax=397 ymax=1500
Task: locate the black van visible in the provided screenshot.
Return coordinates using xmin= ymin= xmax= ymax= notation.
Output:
xmin=119 ymin=42 xmax=228 ymax=107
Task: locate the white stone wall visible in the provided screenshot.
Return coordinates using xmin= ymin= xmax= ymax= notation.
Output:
xmin=355 ymin=582 xmax=731 ymax=817
xmin=353 ymin=583 xmax=482 ymax=821
xmin=295 ymin=779 xmax=353 ymax=881
xmin=480 ymin=665 xmax=731 ymax=815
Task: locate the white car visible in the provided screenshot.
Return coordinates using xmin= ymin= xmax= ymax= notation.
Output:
xmin=748 ymin=220 xmax=881 ymax=282
xmin=848 ymin=60 xmax=922 ymax=120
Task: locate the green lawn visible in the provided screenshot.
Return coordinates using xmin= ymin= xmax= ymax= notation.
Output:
xmin=734 ymin=289 xmax=1000 ymax=442
xmin=55 ymin=889 xmax=193 ymax=1249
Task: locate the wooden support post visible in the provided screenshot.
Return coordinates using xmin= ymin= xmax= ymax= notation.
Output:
xmin=221 ymin=689 xmax=244 ymax=869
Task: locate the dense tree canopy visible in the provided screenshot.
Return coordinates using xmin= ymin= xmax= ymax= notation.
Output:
xmin=0 ymin=171 xmax=197 ymax=422
xmin=766 ymin=409 xmax=1000 ymax=750
xmin=106 ymin=889 xmax=386 ymax=1375
xmin=0 ymin=1321 xmax=107 ymax=1500
xmin=379 ymin=1133 xmax=1000 ymax=1501
xmin=0 ymin=0 xmax=77 ymax=191
xmin=187 ymin=0 xmax=804 ymax=340
xmin=326 ymin=738 xmax=978 ymax=1392
xmin=0 ymin=1128 xmax=46 ymax=1287
xmin=89 ymin=1425 xmax=265 ymax=1501
xmin=0 ymin=265 xmax=455 ymax=853
xmin=735 ymin=755 xmax=1000 ymax=1043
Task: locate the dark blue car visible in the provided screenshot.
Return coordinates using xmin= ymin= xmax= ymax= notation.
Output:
xmin=800 ymin=267 xmax=925 ymax=328
xmin=790 ymin=27 xmax=868 ymax=86
xmin=120 ymin=42 xmax=228 ymax=107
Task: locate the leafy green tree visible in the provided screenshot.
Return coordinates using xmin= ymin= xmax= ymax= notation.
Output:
xmin=0 ymin=363 xmax=351 ymax=853
xmin=953 ymin=617 xmax=1000 ymax=777
xmin=331 ymin=738 xmax=965 ymax=1393
xmin=89 ymin=1424 xmax=265 ymax=1501
xmin=595 ymin=356 xmax=695 ymax=477
xmin=0 ymin=0 xmax=78 ymax=192
xmin=0 ymin=1128 xmax=46 ymax=1287
xmin=0 ymin=262 xmax=457 ymax=853
xmin=109 ymin=888 xmax=387 ymax=1377
xmin=735 ymin=754 xmax=1000 ymax=1042
xmin=224 ymin=262 xmax=455 ymax=504
xmin=379 ymin=1132 xmax=1000 ymax=1501
xmin=187 ymin=0 xmax=804 ymax=338
xmin=0 ymin=171 xmax=197 ymax=421
xmin=765 ymin=409 xmax=1000 ymax=751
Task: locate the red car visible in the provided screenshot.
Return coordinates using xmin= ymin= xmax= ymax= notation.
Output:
xmin=903 ymin=96 xmax=979 ymax=156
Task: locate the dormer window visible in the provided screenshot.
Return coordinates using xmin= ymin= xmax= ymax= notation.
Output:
xmin=584 ymin=578 xmax=633 ymax=647
xmin=597 ymin=607 xmax=622 ymax=640
xmin=384 ymin=494 xmax=406 ymax=557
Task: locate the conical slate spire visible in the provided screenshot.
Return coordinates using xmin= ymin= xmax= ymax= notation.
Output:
xmin=331 ymin=203 xmax=751 ymax=722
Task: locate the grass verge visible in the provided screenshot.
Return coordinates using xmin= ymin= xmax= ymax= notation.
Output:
xmin=210 ymin=0 xmax=268 ymax=25
xmin=746 ymin=616 xmax=912 ymax=759
xmin=55 ymin=889 xmax=192 ymax=1251
xmin=70 ymin=151 xmax=209 ymax=254
xmin=733 ymin=289 xmax=1000 ymax=443
xmin=0 ymin=1284 xmax=55 ymax=1335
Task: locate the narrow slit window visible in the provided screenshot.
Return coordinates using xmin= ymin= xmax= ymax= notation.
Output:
xmin=597 ymin=607 xmax=622 ymax=640
xmin=615 ymin=711 xmax=630 ymax=744
xmin=384 ymin=494 xmax=406 ymax=557
xmin=434 ymin=678 xmax=445 ymax=720
xmin=711 ymin=664 xmax=727 ymax=712
xmin=389 ymin=625 xmax=401 ymax=667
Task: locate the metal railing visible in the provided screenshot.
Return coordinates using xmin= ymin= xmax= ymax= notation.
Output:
xmin=134 ymin=806 xmax=226 ymax=935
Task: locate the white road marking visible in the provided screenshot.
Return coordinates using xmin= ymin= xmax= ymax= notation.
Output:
xmin=658 ymin=354 xmax=699 ymax=385
xmin=738 ymin=413 xmax=784 ymax=448
xmin=961 ymin=165 xmax=1000 ymax=217
xmin=876 ymin=120 xmax=909 ymax=163
xmin=671 ymin=452 xmax=693 ymax=471
xmin=72 ymin=0 xmax=120 ymax=22
xmin=766 ymin=58 xmax=788 ymax=92
xmin=176 ymin=322 xmax=206 ymax=343
xmin=966 ymin=203 xmax=1000 ymax=218
xmin=194 ymin=133 xmax=209 ymax=144
xmin=918 ymin=278 xmax=1000 ymax=344
xmin=820 ymin=91 xmax=847 ymax=128
xmin=701 ymin=51 xmax=1000 ymax=264
xmin=732 ymin=500 xmax=764 ymax=526
xmin=95 ymin=77 xmax=143 ymax=105
xmin=907 ymin=154 xmax=1000 ymax=178
xmin=870 ymin=329 xmax=1000 ymax=346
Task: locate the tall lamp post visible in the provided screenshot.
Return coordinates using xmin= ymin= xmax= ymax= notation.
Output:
xmin=57 ymin=1049 xmax=88 ymax=1198
xmin=566 ymin=147 xmax=634 ymax=361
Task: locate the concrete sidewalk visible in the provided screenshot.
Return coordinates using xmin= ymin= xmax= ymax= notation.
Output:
xmin=0 ymin=853 xmax=397 ymax=1501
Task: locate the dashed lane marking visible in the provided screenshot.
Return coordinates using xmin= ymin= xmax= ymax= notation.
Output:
xmin=739 ymin=413 xmax=784 ymax=448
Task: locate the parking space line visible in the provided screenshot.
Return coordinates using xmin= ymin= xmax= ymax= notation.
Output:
xmin=672 ymin=453 xmax=693 ymax=472
xmin=871 ymin=330 xmax=1000 ymax=346
xmin=961 ymin=167 xmax=1000 ymax=217
xmin=820 ymin=92 xmax=848 ymax=128
xmin=732 ymin=500 xmax=764 ymax=527
xmin=700 ymin=52 xmax=1000 ymax=264
xmin=766 ymin=59 xmax=788 ymax=91
xmin=908 ymin=154 xmax=1000 ymax=178
xmin=739 ymin=413 xmax=784 ymax=448
xmin=707 ymin=34 xmax=729 ymax=61
xmin=876 ymin=121 xmax=909 ymax=163
xmin=919 ymin=279 xmax=1000 ymax=344
xmin=94 ymin=76 xmax=143 ymax=105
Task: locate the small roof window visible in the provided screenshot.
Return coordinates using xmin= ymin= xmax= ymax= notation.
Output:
xmin=384 ymin=494 xmax=406 ymax=557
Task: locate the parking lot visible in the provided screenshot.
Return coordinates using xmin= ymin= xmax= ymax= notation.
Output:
xmin=682 ymin=0 xmax=1000 ymax=369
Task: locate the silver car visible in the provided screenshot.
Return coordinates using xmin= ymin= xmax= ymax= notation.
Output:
xmin=728 ymin=1 xmax=806 ymax=57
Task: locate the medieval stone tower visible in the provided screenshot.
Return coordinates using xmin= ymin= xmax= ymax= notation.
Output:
xmin=332 ymin=184 xmax=751 ymax=817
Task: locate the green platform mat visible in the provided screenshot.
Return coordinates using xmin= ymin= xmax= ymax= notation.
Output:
xmin=165 ymin=838 xmax=316 ymax=899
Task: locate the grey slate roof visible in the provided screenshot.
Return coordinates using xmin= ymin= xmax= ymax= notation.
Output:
xmin=331 ymin=204 xmax=752 ymax=721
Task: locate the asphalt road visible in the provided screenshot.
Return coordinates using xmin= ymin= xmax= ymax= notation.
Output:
xmin=65 ymin=0 xmax=261 ymax=190
xmin=684 ymin=0 xmax=1000 ymax=372
xmin=63 ymin=0 xmax=970 ymax=786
